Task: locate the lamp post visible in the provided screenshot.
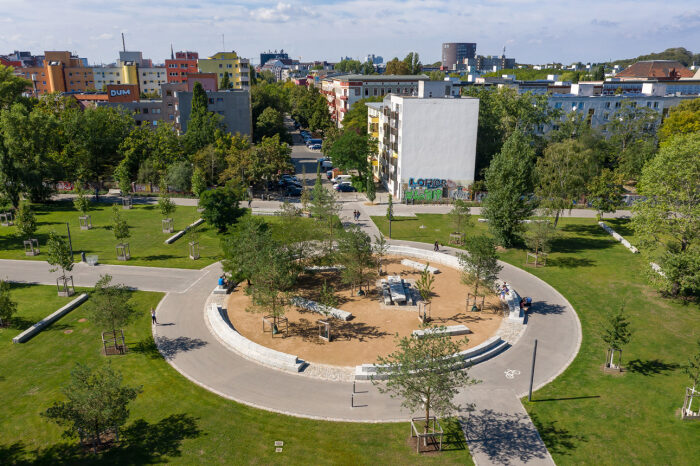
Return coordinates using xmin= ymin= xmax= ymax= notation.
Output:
xmin=66 ymin=222 xmax=74 ymax=263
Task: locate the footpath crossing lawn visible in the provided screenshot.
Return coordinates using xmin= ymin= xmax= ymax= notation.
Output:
xmin=372 ymin=214 xmax=700 ymax=464
xmin=0 ymin=203 xmax=316 ymax=270
xmin=0 ymin=285 xmax=473 ymax=464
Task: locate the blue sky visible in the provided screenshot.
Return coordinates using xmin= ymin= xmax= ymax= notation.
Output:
xmin=1 ymin=0 xmax=699 ymax=65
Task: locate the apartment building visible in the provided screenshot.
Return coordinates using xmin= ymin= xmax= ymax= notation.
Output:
xmin=197 ymin=52 xmax=250 ymax=89
xmin=322 ymin=74 xmax=429 ymax=126
xmin=18 ymin=51 xmax=94 ymax=95
xmin=92 ymin=51 xmax=166 ymax=95
xmin=177 ymin=89 xmax=251 ymax=136
xmin=366 ymin=81 xmax=478 ymax=201
xmin=165 ymin=51 xmax=199 ymax=84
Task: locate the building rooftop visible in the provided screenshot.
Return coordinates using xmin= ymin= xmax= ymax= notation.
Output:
xmin=334 ymin=74 xmax=429 ymax=82
xmin=616 ymin=60 xmax=694 ymax=79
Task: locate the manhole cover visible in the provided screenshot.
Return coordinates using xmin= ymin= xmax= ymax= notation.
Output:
xmin=64 ymin=329 xmax=73 ymax=334
xmin=78 ymin=318 xmax=87 ymax=322
xmin=274 ymin=441 xmax=284 ymax=447
xmin=275 ymin=448 xmax=283 ymax=453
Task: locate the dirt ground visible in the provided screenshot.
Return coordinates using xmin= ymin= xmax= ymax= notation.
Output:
xmin=225 ymin=256 xmax=504 ymax=367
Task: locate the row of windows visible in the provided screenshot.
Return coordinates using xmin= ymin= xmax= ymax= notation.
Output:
xmin=553 ymin=100 xmax=660 ymax=110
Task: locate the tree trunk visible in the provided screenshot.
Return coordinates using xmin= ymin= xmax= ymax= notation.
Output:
xmin=424 ymin=395 xmax=430 ymax=435
xmin=553 ymin=210 xmax=561 ymax=228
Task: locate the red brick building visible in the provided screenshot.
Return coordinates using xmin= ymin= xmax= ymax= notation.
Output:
xmin=165 ymin=51 xmax=199 ymax=84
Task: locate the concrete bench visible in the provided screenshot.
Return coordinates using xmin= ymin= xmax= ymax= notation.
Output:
xmin=164 ymin=218 xmax=204 ymax=244
xmin=401 ymin=259 xmax=440 ymax=274
xmin=304 ymin=265 xmax=345 ymax=273
xmin=291 ymin=296 xmax=352 ymax=321
xmin=13 ymin=293 xmax=89 ymax=343
xmin=599 ymin=222 xmax=639 ymax=254
xmin=413 ymin=325 xmax=471 ymax=338
xmin=206 ymin=303 xmax=306 ymax=372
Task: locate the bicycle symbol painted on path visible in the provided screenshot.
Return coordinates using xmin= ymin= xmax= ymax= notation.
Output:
xmin=504 ymin=369 xmax=521 ymax=379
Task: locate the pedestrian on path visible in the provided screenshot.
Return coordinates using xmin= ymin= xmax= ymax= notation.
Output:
xmin=151 ymin=307 xmax=157 ymax=325
xmin=248 ymin=198 xmax=252 ymax=209
xmin=434 ymin=241 xmax=439 ymax=251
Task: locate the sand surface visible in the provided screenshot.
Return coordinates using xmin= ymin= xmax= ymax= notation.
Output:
xmin=225 ymin=256 xmax=503 ymax=367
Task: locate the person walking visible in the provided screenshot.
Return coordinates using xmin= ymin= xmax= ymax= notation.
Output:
xmin=248 ymin=198 xmax=252 ymax=209
xmin=150 ymin=308 xmax=157 ymax=325
xmin=434 ymin=241 xmax=439 ymax=251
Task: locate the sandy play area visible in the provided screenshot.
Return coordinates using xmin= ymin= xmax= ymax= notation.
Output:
xmin=225 ymin=256 xmax=504 ymax=367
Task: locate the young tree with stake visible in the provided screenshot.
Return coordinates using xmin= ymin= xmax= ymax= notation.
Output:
xmin=458 ymin=235 xmax=503 ymax=306
xmin=602 ymin=308 xmax=633 ymax=369
xmin=0 ymin=280 xmax=17 ymax=327
xmin=89 ymin=274 xmax=137 ymax=354
xmin=47 ymin=231 xmax=74 ymax=294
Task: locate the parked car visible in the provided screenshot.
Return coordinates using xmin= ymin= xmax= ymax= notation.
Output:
xmin=278 ymin=178 xmax=302 ymax=189
xmin=280 ymin=174 xmax=299 ymax=183
xmin=309 ymin=144 xmax=322 ymax=150
xmin=332 ymin=174 xmax=352 ymax=184
xmin=334 ymin=183 xmax=356 ymax=192
xmin=285 ymin=185 xmax=302 ymax=197
xmin=321 ymin=160 xmax=332 ymax=169
xmin=306 ymin=138 xmax=323 ymax=147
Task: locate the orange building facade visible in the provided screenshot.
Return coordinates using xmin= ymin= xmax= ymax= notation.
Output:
xmin=18 ymin=51 xmax=94 ymax=95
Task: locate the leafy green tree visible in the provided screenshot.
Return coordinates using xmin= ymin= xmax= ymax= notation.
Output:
xmin=196 ymin=132 xmax=248 ymax=185
xmin=604 ymin=101 xmax=659 ymax=181
xmin=373 ymin=325 xmax=478 ymax=432
xmin=483 ymin=131 xmax=536 ymax=245
xmin=341 ymin=96 xmax=382 ymax=134
xmin=46 ymin=231 xmax=73 ymax=278
xmin=318 ymin=279 xmax=339 ymax=314
xmin=310 ymin=180 xmax=341 ymax=254
xmin=334 ymin=59 xmax=362 ymax=73
xmin=683 ymin=340 xmax=700 ymax=391
xmin=251 ymin=82 xmax=288 ymax=130
xmin=536 ymin=139 xmax=598 ymax=227
xmin=659 ymin=98 xmax=700 ymax=143
xmin=73 ymin=187 xmax=91 ymax=217
xmin=199 ymin=186 xmax=244 ymax=232
xmin=0 ymin=64 xmax=31 ymax=109
xmin=255 ymin=107 xmax=286 ymax=142
xmin=366 ymin=175 xmax=376 ymax=203
xmin=114 ymin=163 xmax=131 ymax=197
xmin=384 ymin=57 xmax=410 ymax=75
xmin=524 ymin=221 xmax=556 ymax=266
xmin=360 ymin=61 xmax=375 ymax=75
xmin=337 ymin=225 xmax=377 ymax=294
xmin=16 ymin=202 xmax=37 ymax=239
xmin=403 ymin=52 xmax=422 ymax=75
xmin=429 ymin=71 xmax=446 ymax=81
xmin=373 ymin=234 xmax=389 ymax=275
xmin=632 ymin=133 xmax=700 ymax=298
xmin=602 ymin=308 xmax=633 ymax=368
xmin=89 ymin=274 xmax=137 ymax=346
xmin=458 ymin=235 xmax=502 ymax=299
xmin=326 ymin=131 xmax=372 ymax=183
xmin=42 ymin=363 xmax=141 ymax=449
xmin=158 ymin=181 xmax=176 ymax=220
xmin=587 ymin=168 xmax=623 ymax=220
xmin=165 ymin=160 xmax=192 ymax=192
xmin=220 ymin=71 xmax=231 ymax=89
xmin=0 ymin=279 xmax=17 ymax=326
xmin=184 ymin=82 xmax=223 ymax=154
xmin=111 ymin=205 xmax=130 ymax=243
xmin=191 ymin=168 xmax=207 ymax=199
xmin=222 ymin=215 xmax=270 ymax=284
xmin=309 ymin=95 xmax=332 ymax=133
xmin=449 ymin=199 xmax=471 ymax=235
xmin=592 ymin=65 xmax=605 ymax=80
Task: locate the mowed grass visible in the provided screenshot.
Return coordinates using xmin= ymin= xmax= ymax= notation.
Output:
xmin=0 ymin=285 xmax=473 ymax=464
xmin=0 ymin=203 xmax=317 ymax=270
xmin=372 ymin=214 xmax=700 ymax=464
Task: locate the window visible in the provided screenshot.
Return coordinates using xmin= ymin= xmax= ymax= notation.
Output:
xmin=216 ymin=97 xmax=223 ymax=102
xmin=354 ymin=88 xmax=360 ymax=96
xmin=603 ymin=113 xmax=609 ymax=120
xmin=227 ymin=64 xmax=232 ymax=68
xmin=180 ymin=64 xmax=187 ymax=68
xmin=169 ymin=114 xmax=174 ymax=120
xmin=166 ymin=90 xmax=172 ymax=96
xmin=143 ymin=108 xmax=149 ymax=114
xmin=218 ymin=64 xmax=222 ymax=68
xmin=646 ymin=102 xmax=652 ymax=107
xmin=615 ymin=102 xmax=621 ymax=108
xmin=653 ymin=102 xmax=658 ymax=108
xmin=208 ymin=98 xmax=214 ymax=104
xmin=153 ymin=121 xmax=158 ymax=126
xmin=364 ymin=88 xmax=368 ymax=96
xmin=373 ymin=88 xmax=377 ymax=96
xmin=168 ymin=103 xmax=173 ymax=107
xmin=554 ymin=102 xmax=562 ymax=109
xmin=605 ymin=102 xmax=610 ymax=108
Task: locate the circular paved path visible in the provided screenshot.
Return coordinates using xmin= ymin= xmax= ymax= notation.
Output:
xmin=154 ymin=240 xmax=581 ymax=425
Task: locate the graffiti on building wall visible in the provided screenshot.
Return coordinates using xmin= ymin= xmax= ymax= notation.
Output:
xmin=408 ymin=178 xmax=448 ymax=189
xmin=405 ymin=188 xmax=443 ymax=201
xmin=448 ymin=186 xmax=471 ymax=200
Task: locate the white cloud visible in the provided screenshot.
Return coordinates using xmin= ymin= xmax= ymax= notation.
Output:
xmin=90 ymin=33 xmax=114 ymax=41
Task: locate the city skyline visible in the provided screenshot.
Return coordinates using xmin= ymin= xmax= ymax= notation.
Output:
xmin=1 ymin=0 xmax=699 ymax=66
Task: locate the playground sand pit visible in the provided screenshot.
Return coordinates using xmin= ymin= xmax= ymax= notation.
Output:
xmin=225 ymin=256 xmax=504 ymax=367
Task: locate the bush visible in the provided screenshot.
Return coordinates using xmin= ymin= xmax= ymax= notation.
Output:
xmin=199 ymin=186 xmax=245 ymax=232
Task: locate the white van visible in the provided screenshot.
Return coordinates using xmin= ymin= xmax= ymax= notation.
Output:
xmin=333 ymin=174 xmax=352 ymax=184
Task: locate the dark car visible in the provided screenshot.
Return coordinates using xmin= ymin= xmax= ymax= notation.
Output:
xmin=285 ymin=185 xmax=302 ymax=197
xmin=278 ymin=178 xmax=302 ymax=189
xmin=334 ymin=183 xmax=356 ymax=192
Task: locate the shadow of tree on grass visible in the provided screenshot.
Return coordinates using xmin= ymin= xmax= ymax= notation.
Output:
xmin=627 ymin=358 xmax=680 ymax=376
xmin=133 ymin=335 xmax=207 ymax=360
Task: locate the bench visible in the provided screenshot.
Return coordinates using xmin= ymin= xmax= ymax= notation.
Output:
xmin=290 ymin=296 xmax=353 ymax=321
xmin=412 ymin=325 xmax=471 ymax=338
xmin=599 ymin=222 xmax=639 ymax=254
xmin=206 ymin=303 xmax=306 ymax=372
xmin=13 ymin=293 xmax=89 ymax=343
xmin=401 ymin=259 xmax=440 ymax=274
xmin=164 ymin=218 xmax=204 ymax=245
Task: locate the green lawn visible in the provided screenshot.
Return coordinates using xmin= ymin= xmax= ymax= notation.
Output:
xmin=0 ymin=285 xmax=473 ymax=464
xmin=372 ymin=214 xmax=700 ymax=464
xmin=0 ymin=203 xmax=317 ymax=270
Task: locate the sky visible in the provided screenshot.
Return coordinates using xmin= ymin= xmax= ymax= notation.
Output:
xmin=1 ymin=0 xmax=699 ymax=66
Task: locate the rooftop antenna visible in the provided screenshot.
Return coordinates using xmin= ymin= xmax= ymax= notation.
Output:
xmin=121 ymin=33 xmax=126 ymax=52
xmin=170 ymin=43 xmax=174 ymax=60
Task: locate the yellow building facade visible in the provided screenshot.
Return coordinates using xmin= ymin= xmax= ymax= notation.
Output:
xmin=197 ymin=52 xmax=250 ymax=89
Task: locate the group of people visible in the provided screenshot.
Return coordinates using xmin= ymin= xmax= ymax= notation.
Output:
xmin=352 ymin=210 xmax=361 ymax=222
xmin=218 ymin=274 xmax=232 ymax=289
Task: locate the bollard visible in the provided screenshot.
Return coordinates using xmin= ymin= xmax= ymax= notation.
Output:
xmin=353 ymin=381 xmax=356 ymax=393
xmin=351 ymin=393 xmax=354 ymax=408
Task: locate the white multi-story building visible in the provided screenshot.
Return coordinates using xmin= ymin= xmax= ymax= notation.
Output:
xmin=322 ymin=74 xmax=429 ymax=126
xmin=137 ymin=67 xmax=167 ymax=95
xmin=366 ymin=81 xmax=478 ymax=201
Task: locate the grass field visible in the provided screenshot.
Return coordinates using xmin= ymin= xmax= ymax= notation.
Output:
xmin=0 ymin=202 xmax=317 ymax=270
xmin=372 ymin=214 xmax=700 ymax=464
xmin=0 ymin=284 xmax=473 ymax=465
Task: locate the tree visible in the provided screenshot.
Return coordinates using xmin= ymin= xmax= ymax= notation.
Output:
xmin=308 ymin=95 xmax=333 ymax=134
xmin=341 ymin=96 xmax=382 ymax=134
xmin=632 ymin=133 xmax=700 ymax=298
xmin=587 ymin=168 xmax=623 ymax=220
xmin=387 ymin=193 xmax=394 ymax=220
xmin=184 ymin=82 xmax=222 ymax=154
xmin=111 ymin=204 xmax=130 ymax=242
xmin=334 ymin=59 xmax=362 ymax=73
xmin=659 ymin=98 xmax=700 ymax=143
xmin=429 ymin=71 xmax=446 ymax=81
xmin=602 ymin=308 xmax=633 ymax=368
xmin=158 ymin=180 xmax=176 ymax=223
xmin=190 ymin=168 xmax=207 ymax=199
xmin=524 ymin=221 xmax=556 ymax=266
xmin=42 ymin=363 xmax=141 ymax=449
xmin=449 ymin=199 xmax=471 ymax=235
xmin=384 ymin=57 xmax=410 ymax=75
xmin=326 ymin=131 xmax=372 ymax=185
xmin=309 ymin=180 xmax=341 ymax=254
xmin=360 ymin=61 xmax=375 ymax=75
xmin=337 ymin=225 xmax=376 ymax=294
xmin=222 ymin=215 xmax=270 ymax=284
xmin=592 ymin=65 xmax=605 ymax=81
xmin=220 ymin=71 xmax=231 ymax=89
xmin=483 ymin=131 xmax=536 ymax=246
xmin=255 ymin=107 xmax=286 ymax=142
xmin=0 ymin=64 xmax=31 ymax=109
xmin=114 ymin=163 xmax=131 ymax=197
xmin=47 ymin=231 xmax=74 ymax=278
xmin=373 ymin=325 xmax=478 ymax=432
xmin=403 ymin=52 xmax=422 ymax=75
xmin=458 ymin=235 xmax=502 ymax=300
xmin=89 ymin=274 xmax=137 ymax=349
xmin=604 ymin=101 xmax=659 ymax=181
xmin=415 ymin=266 xmax=435 ymax=322
xmin=199 ymin=186 xmax=244 ymax=232
xmin=0 ymin=279 xmax=17 ymax=326
xmin=165 ymin=160 xmax=192 ymax=193
xmin=73 ymin=187 xmax=91 ymax=217
xmin=16 ymin=202 xmax=37 ymax=239
xmin=536 ymin=139 xmax=598 ymax=227
xmin=373 ymin=234 xmax=389 ymax=275
xmin=683 ymin=340 xmax=700 ymax=391
xmin=366 ymin=175 xmax=376 ymax=203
